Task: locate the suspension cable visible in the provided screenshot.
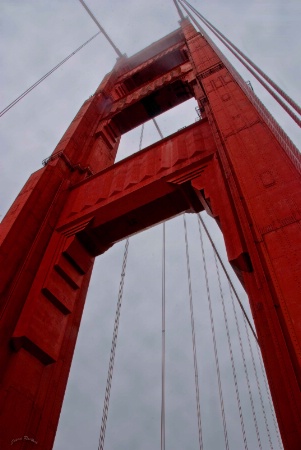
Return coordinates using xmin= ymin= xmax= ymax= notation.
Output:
xmin=178 ymin=2 xmax=300 ymax=173
xmin=242 ymin=312 xmax=274 ymax=449
xmin=180 ymin=0 xmax=301 ymax=118
xmin=213 ymin=241 xmax=275 ymax=448
xmin=151 ymin=118 xmax=166 ymax=450
xmin=161 ymin=221 xmax=166 ymax=450
xmin=179 ymin=0 xmax=301 ymax=127
xmin=255 ymin=345 xmax=284 ymax=449
xmin=197 ymin=213 xmax=273 ymax=446
xmin=172 ymin=0 xmax=185 ymax=20
xmin=1 ymin=1 xmax=123 ymax=119
xmin=228 ymin=283 xmax=263 ymax=449
xmin=0 ymin=32 xmax=100 ymax=118
xmin=139 ymin=123 xmax=145 ymax=151
xmin=198 ymin=214 xmax=280 ymax=447
xmin=97 ymin=123 xmax=145 ymax=449
xmin=97 ymin=238 xmax=130 ymax=450
xmin=212 ymin=250 xmax=248 ymax=449
xmin=153 ymin=118 xmax=164 ymax=139
xmin=80 ymin=0 xmax=166 ymax=141
xmin=197 ymin=213 xmax=264 ymax=446
xmin=80 ymin=0 xmax=166 ymax=143
xmin=197 ymin=214 xmax=258 ymax=343
xmin=183 ymin=215 xmax=203 ymax=449
xmin=78 ymin=0 xmax=123 ymax=57
xmin=180 ymin=0 xmax=301 ymax=127
xmin=197 ymin=217 xmax=229 ymax=450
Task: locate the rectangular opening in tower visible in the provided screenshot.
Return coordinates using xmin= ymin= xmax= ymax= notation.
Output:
xmin=116 ymin=98 xmax=199 ymax=162
xmin=111 ymin=79 xmax=194 ymax=135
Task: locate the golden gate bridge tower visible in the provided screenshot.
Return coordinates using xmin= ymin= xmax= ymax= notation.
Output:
xmin=0 ymin=1 xmax=300 ymax=449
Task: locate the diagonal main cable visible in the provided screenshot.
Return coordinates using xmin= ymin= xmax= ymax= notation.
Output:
xmin=179 ymin=0 xmax=301 ymax=127
xmin=78 ymin=0 xmax=123 ymax=57
xmin=180 ymin=0 xmax=301 ymax=118
xmin=178 ymin=2 xmax=301 ymax=173
xmin=1 ymin=0 xmax=123 ymax=119
xmin=0 ymin=31 xmax=100 ymax=118
xmin=172 ymin=0 xmax=185 ymax=20
xmin=78 ymin=1 xmax=169 ymax=143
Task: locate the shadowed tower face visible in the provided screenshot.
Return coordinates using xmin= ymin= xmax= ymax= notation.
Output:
xmin=0 ymin=19 xmax=300 ymax=450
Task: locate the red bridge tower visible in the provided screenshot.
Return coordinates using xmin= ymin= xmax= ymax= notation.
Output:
xmin=0 ymin=19 xmax=300 ymax=449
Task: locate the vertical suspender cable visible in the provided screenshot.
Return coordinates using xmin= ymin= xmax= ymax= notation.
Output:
xmin=161 ymin=222 xmax=166 ymax=450
xmin=242 ymin=313 xmax=274 ymax=449
xmin=197 ymin=214 xmax=257 ymax=343
xmin=256 ymin=346 xmax=284 ymax=449
xmin=183 ymin=215 xmax=203 ymax=450
xmin=197 ymin=218 xmax=229 ymax=450
xmin=228 ymin=284 xmax=263 ymax=449
xmin=197 ymin=214 xmax=262 ymax=448
xmin=153 ymin=118 xmax=164 ymax=139
xmin=139 ymin=123 xmax=145 ymax=151
xmin=97 ymin=124 xmax=145 ymax=449
xmin=199 ymin=214 xmax=282 ymax=447
xmin=152 ymin=118 xmax=166 ymax=450
xmin=97 ymin=238 xmax=130 ymax=450
xmin=212 ymin=250 xmax=248 ymax=449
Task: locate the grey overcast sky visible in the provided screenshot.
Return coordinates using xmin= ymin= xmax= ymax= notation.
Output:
xmin=0 ymin=1 xmax=300 ymax=449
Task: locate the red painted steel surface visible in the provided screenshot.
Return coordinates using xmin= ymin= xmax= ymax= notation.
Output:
xmin=0 ymin=19 xmax=300 ymax=449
